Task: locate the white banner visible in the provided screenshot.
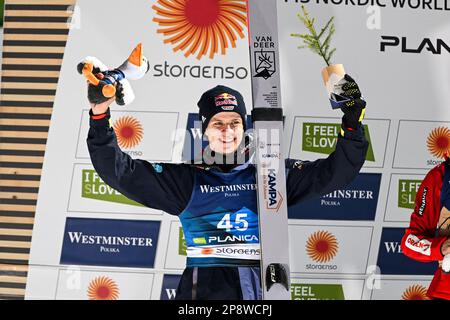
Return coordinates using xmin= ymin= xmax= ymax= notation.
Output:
xmin=371 ymin=279 xmax=432 ymax=300
xmin=56 ymin=269 xmax=154 ymax=300
xmin=289 ymin=225 xmax=373 ymax=274
xmin=24 ymin=0 xmax=450 ymax=300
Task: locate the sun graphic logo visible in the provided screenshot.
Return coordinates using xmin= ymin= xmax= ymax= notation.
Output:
xmin=306 ymin=230 xmax=339 ymax=264
xmin=427 ymin=127 xmax=450 ymax=159
xmin=87 ymin=276 xmax=120 ymax=300
xmin=401 ymin=284 xmax=430 ymax=300
xmin=113 ymin=116 xmax=144 ymax=149
xmin=152 ymin=0 xmax=247 ymax=60
xmin=201 ymin=247 xmax=214 ymax=255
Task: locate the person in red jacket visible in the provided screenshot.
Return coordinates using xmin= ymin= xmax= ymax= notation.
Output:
xmin=401 ymin=157 xmax=450 ymax=300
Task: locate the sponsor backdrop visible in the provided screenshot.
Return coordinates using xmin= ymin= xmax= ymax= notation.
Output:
xmin=1 ymin=0 xmax=446 ymax=299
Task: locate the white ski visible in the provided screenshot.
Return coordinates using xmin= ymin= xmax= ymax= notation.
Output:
xmin=246 ymin=0 xmax=291 ymax=300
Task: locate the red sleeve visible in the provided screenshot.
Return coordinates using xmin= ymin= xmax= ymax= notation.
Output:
xmin=401 ymin=164 xmax=448 ymax=262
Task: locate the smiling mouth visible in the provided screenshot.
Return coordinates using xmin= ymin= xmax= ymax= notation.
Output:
xmin=220 ymin=138 xmax=235 ymax=144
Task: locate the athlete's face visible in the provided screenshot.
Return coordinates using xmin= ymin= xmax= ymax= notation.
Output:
xmin=205 ymin=112 xmax=244 ymax=154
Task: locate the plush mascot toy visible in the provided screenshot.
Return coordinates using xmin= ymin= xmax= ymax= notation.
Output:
xmin=77 ymin=43 xmax=150 ymax=105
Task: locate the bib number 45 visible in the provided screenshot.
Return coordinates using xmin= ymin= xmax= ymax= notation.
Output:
xmin=217 ymin=213 xmax=248 ymax=232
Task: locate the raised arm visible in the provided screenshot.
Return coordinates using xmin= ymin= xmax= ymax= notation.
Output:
xmin=286 ymin=125 xmax=368 ymax=205
xmin=401 ymin=164 xmax=448 ymax=262
xmin=87 ymin=98 xmax=194 ymax=216
xmin=286 ymin=74 xmax=369 ymax=205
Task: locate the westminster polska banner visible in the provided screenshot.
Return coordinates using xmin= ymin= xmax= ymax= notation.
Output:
xmin=18 ymin=0 xmax=449 ymax=300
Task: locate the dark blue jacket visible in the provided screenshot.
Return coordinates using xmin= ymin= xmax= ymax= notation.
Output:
xmin=87 ymin=110 xmax=368 ymax=299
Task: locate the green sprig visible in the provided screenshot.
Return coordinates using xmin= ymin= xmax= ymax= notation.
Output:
xmin=291 ymin=5 xmax=336 ymax=66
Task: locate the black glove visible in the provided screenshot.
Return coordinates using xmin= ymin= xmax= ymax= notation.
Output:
xmin=87 ymin=80 xmax=110 ymax=105
xmin=339 ymin=74 xmax=366 ymax=130
xmin=87 ymin=78 xmax=125 ymax=106
xmin=115 ymin=81 xmax=126 ymax=106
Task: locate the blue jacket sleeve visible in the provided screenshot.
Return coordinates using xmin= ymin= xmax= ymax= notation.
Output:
xmin=285 ymin=125 xmax=369 ymax=206
xmin=86 ymin=109 xmax=194 ymax=216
